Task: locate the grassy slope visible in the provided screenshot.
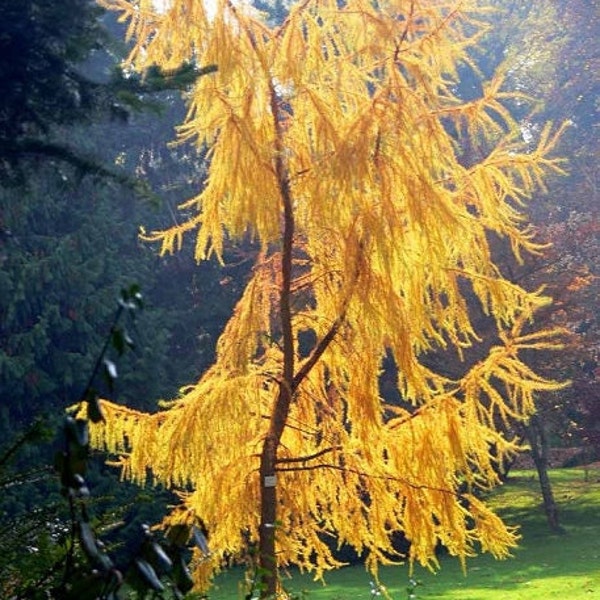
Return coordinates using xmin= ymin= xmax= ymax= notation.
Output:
xmin=208 ymin=467 xmax=600 ymax=599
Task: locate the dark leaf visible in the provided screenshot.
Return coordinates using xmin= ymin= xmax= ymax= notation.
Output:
xmin=68 ymin=450 xmax=88 ymax=481
xmin=96 ymin=551 xmax=115 ymax=572
xmin=72 ymin=473 xmax=90 ymax=497
xmin=150 ymin=541 xmax=173 ymax=573
xmin=165 ymin=523 xmax=190 ymax=547
xmin=103 ymin=358 xmax=118 ymax=380
xmin=65 ymin=416 xmax=89 ymax=447
xmin=132 ymin=292 xmax=143 ymax=311
xmin=120 ymin=284 xmax=143 ymax=312
xmin=79 ymin=520 xmax=100 ymax=562
xmin=78 ymin=518 xmax=115 ymax=573
xmin=124 ymin=329 xmax=135 ymax=349
xmin=56 ymin=447 xmax=87 ymax=488
xmin=86 ymin=390 xmax=105 ymax=423
xmin=134 ymin=557 xmax=165 ymax=592
xmin=172 ymin=587 xmax=185 ymax=600
xmin=111 ymin=327 xmax=126 ymax=356
xmin=192 ymin=525 xmax=210 ymax=555
xmin=172 ymin=555 xmax=194 ymax=593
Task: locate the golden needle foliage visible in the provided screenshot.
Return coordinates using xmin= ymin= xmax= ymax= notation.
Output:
xmin=87 ymin=0 xmax=566 ymax=591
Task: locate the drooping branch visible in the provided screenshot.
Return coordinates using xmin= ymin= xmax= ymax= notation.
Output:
xmin=1 ymin=138 xmax=133 ymax=184
xmin=292 ymin=315 xmax=344 ymax=392
xmin=275 ymin=462 xmax=459 ymax=497
xmin=275 ymin=446 xmax=342 ymax=465
xmin=392 ymin=0 xmax=415 ymax=62
xmin=292 ymin=238 xmax=362 ymax=391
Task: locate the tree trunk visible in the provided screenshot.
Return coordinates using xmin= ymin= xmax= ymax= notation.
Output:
xmin=257 ymin=80 xmax=296 ymax=598
xmin=258 ymin=381 xmax=295 ymax=597
xmin=524 ymin=414 xmax=563 ymax=533
xmin=259 ymin=435 xmax=278 ymax=597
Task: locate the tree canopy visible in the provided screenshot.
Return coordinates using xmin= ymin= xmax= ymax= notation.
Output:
xmin=84 ymin=0 xmax=567 ymax=595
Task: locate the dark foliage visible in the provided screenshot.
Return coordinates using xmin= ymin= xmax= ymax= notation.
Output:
xmin=1 ymin=287 xmax=210 ymax=599
xmin=0 ymin=0 xmax=215 ymax=184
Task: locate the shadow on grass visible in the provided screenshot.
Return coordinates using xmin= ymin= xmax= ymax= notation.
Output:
xmin=405 ymin=467 xmax=600 ymax=600
xmin=209 ymin=468 xmax=600 ymax=599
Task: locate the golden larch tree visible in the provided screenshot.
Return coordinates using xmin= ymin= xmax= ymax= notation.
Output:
xmin=84 ymin=0 xmax=566 ymax=596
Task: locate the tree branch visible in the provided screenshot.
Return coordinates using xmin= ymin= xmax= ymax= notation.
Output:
xmin=292 ymin=315 xmax=344 ymax=392
xmin=276 ymin=462 xmax=459 ymax=497
xmin=3 ymin=138 xmax=134 ymax=185
xmin=275 ymin=446 xmax=342 ymax=465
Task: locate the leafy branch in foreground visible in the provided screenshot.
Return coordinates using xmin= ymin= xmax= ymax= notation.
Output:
xmin=3 ymin=285 xmax=209 ymax=599
xmin=55 ymin=285 xmax=209 ymax=599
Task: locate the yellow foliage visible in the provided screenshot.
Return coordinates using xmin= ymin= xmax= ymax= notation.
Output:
xmin=89 ymin=0 xmax=566 ymax=593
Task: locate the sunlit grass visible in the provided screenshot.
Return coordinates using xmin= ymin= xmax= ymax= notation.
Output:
xmin=206 ymin=466 xmax=600 ymax=599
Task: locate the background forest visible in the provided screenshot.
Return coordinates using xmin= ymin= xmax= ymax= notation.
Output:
xmin=0 ymin=0 xmax=598 ymax=598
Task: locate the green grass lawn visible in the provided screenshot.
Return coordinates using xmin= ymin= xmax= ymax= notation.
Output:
xmin=206 ymin=466 xmax=600 ymax=599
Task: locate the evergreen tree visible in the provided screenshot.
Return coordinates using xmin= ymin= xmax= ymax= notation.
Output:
xmin=0 ymin=0 xmax=118 ymax=179
xmin=0 ymin=2 xmax=237 ymax=594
